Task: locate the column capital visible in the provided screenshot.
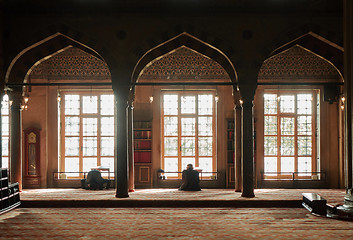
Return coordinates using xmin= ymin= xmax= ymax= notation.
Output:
xmin=9 ymin=90 xmax=23 ymax=110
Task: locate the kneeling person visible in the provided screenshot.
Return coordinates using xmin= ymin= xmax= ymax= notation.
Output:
xmin=179 ymin=164 xmax=201 ymax=191
xmin=81 ymin=169 xmax=111 ymax=190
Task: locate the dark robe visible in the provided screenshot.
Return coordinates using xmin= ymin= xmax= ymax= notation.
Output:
xmin=179 ymin=168 xmax=201 ymax=191
xmin=81 ymin=170 xmax=110 ymax=190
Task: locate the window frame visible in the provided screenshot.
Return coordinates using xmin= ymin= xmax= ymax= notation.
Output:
xmin=262 ymin=89 xmax=319 ymax=180
xmin=1 ymin=98 xmax=10 ymax=169
xmin=161 ymin=90 xmax=217 ymax=179
xmin=59 ymin=90 xmax=115 ymax=179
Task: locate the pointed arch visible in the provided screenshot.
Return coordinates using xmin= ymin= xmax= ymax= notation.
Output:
xmin=259 ymin=23 xmax=343 ymax=74
xmin=5 ymin=26 xmax=115 ymax=86
xmin=259 ymin=44 xmax=343 ymax=84
xmin=131 ymin=32 xmax=238 ymax=86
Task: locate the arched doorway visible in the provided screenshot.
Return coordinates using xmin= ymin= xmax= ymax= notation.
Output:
xmin=255 ymin=36 xmax=343 ymax=189
xmin=4 ymin=33 xmax=114 ymax=190
xmin=131 ymin=33 xmax=238 ymax=190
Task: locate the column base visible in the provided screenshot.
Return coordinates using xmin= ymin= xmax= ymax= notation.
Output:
xmin=335 ymin=190 xmax=353 ymax=215
xmin=115 ymin=194 xmax=129 ymax=198
xmin=241 ymin=192 xmax=255 ymax=198
xmin=326 ymin=189 xmax=353 ymax=221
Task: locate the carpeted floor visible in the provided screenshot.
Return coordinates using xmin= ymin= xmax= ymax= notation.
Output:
xmin=1 ymin=207 xmax=353 ymax=239
xmin=18 ymin=188 xmax=347 ymax=209
xmin=20 ymin=188 xmax=346 ymax=204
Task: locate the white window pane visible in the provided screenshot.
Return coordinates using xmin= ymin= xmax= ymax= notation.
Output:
xmin=65 ymin=95 xmax=80 ymax=115
xmin=83 ymin=118 xmax=98 ymax=136
xmin=65 ymin=137 xmax=80 ymax=156
xmin=82 ymin=96 xmax=98 ymax=114
xmin=264 ymin=94 xmax=277 ymax=114
xmin=199 ymin=157 xmax=212 ymax=176
xmin=298 ymin=136 xmax=312 ymax=156
xmin=83 ymin=158 xmax=98 ymax=173
xmin=181 ymin=118 xmax=195 ymax=136
xmin=164 ymin=158 xmax=178 ymax=177
xmin=182 ymin=158 xmax=195 ymax=171
xmin=198 ymin=117 xmax=212 ymax=136
xmin=281 ymin=157 xmax=294 ymax=173
xmin=297 ymin=94 xmax=312 ymax=114
xmin=264 ymin=157 xmax=277 ymax=175
xmin=164 ymin=95 xmax=178 ymax=115
xmin=198 ymin=94 xmax=213 ymax=115
xmin=181 ymin=96 xmax=196 ymax=114
xmin=181 ymin=137 xmax=195 ymax=156
xmin=101 ymin=117 xmax=114 ymax=136
xmin=281 ymin=137 xmax=295 ymax=155
xmin=100 ymin=95 xmax=115 ymax=115
xmin=2 ymin=136 xmax=9 ymax=157
xmin=101 ymin=137 xmax=114 ymax=156
xmin=297 ymin=116 xmax=312 ymax=135
xmin=83 ymin=137 xmax=97 ymax=156
xmin=280 ymin=95 xmax=295 ymax=113
xmin=264 ymin=136 xmax=277 ymax=155
xmin=65 ymin=158 xmax=79 ymax=177
xmin=2 ymin=157 xmax=8 ymax=169
xmin=1 ymin=100 xmax=9 ymax=114
xmin=298 ymin=157 xmax=312 ymax=176
xmin=264 ymin=116 xmax=277 ymax=135
xmin=164 ymin=137 xmax=178 ymax=156
xmin=198 ymin=137 xmax=212 ymax=156
xmin=101 ymin=158 xmax=115 ymax=177
xmin=164 ymin=117 xmax=178 ymax=136
xmin=65 ymin=117 xmax=80 ymax=135
xmin=2 ymin=116 xmax=9 ymax=135
xmin=281 ymin=117 xmax=294 ymax=135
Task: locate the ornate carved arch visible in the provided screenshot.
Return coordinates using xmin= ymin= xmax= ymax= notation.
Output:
xmin=5 ymin=25 xmax=115 ymax=86
xmin=131 ymin=31 xmax=238 ymax=86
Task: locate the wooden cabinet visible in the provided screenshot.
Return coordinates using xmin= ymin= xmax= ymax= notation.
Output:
xmin=134 ymin=163 xmax=152 ymax=188
xmin=134 ymin=121 xmax=152 ymax=188
xmin=0 ymin=168 xmax=20 ymax=213
xmin=226 ymin=119 xmax=235 ymax=188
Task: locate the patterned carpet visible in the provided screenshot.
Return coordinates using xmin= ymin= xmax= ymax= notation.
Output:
xmin=20 ymin=188 xmax=346 ymax=202
xmin=19 ymin=188 xmax=346 ymax=208
xmin=1 ymin=207 xmax=353 ymax=239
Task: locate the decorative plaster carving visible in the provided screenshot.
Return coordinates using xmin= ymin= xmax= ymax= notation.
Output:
xmin=30 ymin=48 xmax=111 ymax=81
xmin=258 ymin=45 xmax=342 ymax=83
xmin=138 ymin=47 xmax=230 ymax=82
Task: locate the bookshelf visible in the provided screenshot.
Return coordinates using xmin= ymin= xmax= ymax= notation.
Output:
xmin=133 ymin=121 xmax=152 ymax=187
xmin=227 ymin=119 xmax=235 ymax=188
xmin=0 ymin=168 xmax=20 ymax=214
xmin=227 ymin=120 xmax=235 ymax=164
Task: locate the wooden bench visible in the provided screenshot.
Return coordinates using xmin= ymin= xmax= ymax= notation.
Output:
xmin=302 ymin=193 xmax=327 ymax=216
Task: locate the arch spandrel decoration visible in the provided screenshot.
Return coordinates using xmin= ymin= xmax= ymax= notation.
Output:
xmin=258 ymin=45 xmax=342 ymax=83
xmin=5 ymin=32 xmax=114 ymax=86
xmin=139 ymin=46 xmax=230 ymax=82
xmin=131 ymin=33 xmax=237 ymax=87
xmin=30 ymin=47 xmax=111 ymax=81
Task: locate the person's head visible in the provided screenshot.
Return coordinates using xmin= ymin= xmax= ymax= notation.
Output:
xmin=187 ymin=164 xmax=193 ymax=170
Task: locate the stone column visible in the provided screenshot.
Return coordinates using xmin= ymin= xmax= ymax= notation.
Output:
xmin=9 ymin=90 xmax=22 ymax=190
xmin=241 ymin=99 xmax=255 ymax=198
xmin=340 ymin=0 xmax=353 ymax=210
xmin=234 ymin=105 xmax=242 ymax=192
xmin=128 ymin=102 xmax=135 ymax=192
xmin=115 ymin=91 xmax=129 ymax=198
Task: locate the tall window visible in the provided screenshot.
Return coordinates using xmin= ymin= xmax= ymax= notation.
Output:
xmin=162 ymin=92 xmax=216 ymax=179
xmin=263 ymin=90 xmax=319 ymax=179
xmin=60 ymin=92 xmax=115 ymax=178
xmin=1 ymin=95 xmax=10 ymax=169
